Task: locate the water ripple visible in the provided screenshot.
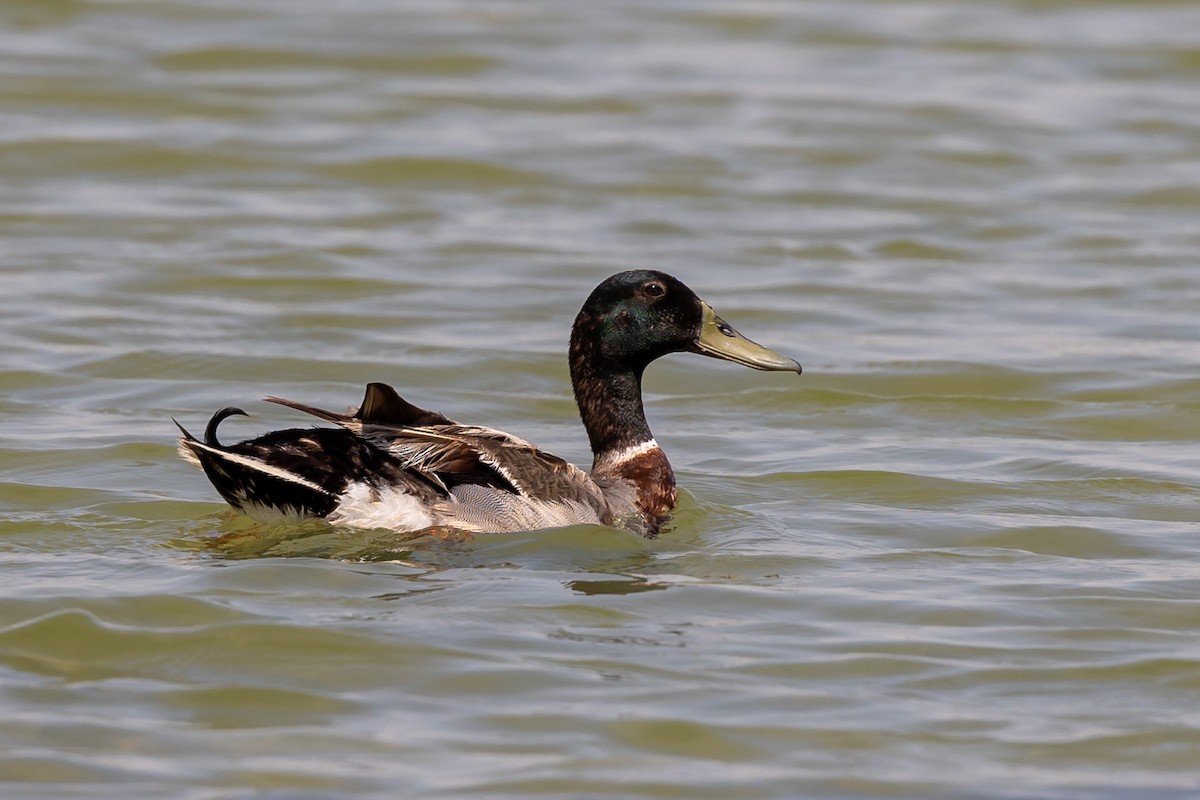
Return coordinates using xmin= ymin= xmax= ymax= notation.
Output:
xmin=2 ymin=1 xmax=1200 ymax=798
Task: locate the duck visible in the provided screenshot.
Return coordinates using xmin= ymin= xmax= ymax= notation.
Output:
xmin=176 ymin=270 xmax=801 ymax=537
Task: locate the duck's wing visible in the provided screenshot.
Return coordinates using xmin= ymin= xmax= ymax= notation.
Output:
xmin=263 ymin=381 xmax=453 ymax=427
xmin=263 ymin=383 xmax=612 ymax=530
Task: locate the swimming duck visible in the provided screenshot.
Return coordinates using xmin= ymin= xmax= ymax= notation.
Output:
xmin=177 ymin=270 xmax=801 ymax=537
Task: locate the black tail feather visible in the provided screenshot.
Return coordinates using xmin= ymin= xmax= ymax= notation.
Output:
xmin=177 ymin=409 xmax=341 ymax=519
xmin=204 ymin=407 xmax=248 ymax=447
xmin=177 ymin=389 xmax=449 ymax=523
xmin=173 ymin=418 xmax=197 ymax=441
xmin=187 ymin=439 xmax=339 ymax=519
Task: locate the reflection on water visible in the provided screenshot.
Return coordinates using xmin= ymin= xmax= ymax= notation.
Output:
xmin=565 ymin=576 xmax=671 ymax=596
xmin=2 ymin=1 xmax=1200 ymax=798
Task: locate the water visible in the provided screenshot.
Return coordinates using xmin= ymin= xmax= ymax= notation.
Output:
xmin=2 ymin=1 xmax=1200 ymax=797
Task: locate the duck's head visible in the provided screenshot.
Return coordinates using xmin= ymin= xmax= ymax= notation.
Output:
xmin=571 ymin=270 xmax=802 ymax=376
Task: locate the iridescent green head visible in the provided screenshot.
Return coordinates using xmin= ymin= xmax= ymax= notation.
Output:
xmin=571 ymin=270 xmax=802 ymax=375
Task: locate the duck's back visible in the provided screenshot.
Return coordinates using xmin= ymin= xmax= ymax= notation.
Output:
xmin=178 ymin=384 xmax=614 ymax=534
xmin=354 ymin=419 xmax=612 ymax=532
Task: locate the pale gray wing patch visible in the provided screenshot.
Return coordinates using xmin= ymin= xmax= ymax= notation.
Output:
xmin=437 ymin=484 xmax=604 ymax=533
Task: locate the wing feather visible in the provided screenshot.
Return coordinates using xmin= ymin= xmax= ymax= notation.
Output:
xmin=261 ymin=382 xmax=610 ymax=521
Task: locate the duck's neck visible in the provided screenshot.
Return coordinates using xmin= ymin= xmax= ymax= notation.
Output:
xmin=569 ymin=317 xmax=677 ymax=528
xmin=569 ymin=316 xmax=654 ymax=458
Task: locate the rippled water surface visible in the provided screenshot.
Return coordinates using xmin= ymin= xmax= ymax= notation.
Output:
xmin=3 ymin=1 xmax=1200 ymax=797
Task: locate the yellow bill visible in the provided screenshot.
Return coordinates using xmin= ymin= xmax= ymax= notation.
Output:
xmin=692 ymin=302 xmax=802 ymax=374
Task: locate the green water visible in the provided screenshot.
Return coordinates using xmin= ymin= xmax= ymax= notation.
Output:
xmin=2 ymin=1 xmax=1200 ymax=797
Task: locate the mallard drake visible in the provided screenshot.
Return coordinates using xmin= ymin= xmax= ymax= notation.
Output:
xmin=177 ymin=270 xmax=800 ymax=537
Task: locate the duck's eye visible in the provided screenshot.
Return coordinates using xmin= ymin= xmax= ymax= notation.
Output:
xmin=643 ymin=282 xmax=666 ymax=298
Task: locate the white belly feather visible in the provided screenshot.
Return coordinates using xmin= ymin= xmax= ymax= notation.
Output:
xmin=326 ymin=482 xmax=437 ymax=531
